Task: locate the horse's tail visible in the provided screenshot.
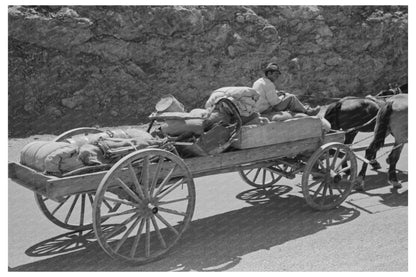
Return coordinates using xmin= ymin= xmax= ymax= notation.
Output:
xmin=324 ymin=101 xmax=342 ymax=130
xmin=372 ymin=102 xmax=393 ymax=149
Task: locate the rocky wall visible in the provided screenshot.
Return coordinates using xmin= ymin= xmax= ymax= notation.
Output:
xmin=8 ymin=5 xmax=408 ymax=137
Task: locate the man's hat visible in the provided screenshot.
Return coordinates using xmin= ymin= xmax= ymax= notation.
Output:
xmin=264 ymin=62 xmax=281 ymax=74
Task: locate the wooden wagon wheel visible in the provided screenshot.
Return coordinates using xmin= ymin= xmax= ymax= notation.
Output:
xmin=302 ymin=142 xmax=357 ymax=210
xmin=34 ymin=127 xmax=105 ymax=230
xmin=54 ymin=127 xmax=102 ymax=142
xmin=93 ymin=148 xmax=195 ymax=264
xmin=239 ymin=163 xmax=291 ymax=188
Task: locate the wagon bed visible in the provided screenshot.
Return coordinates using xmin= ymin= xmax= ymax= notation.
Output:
xmin=9 ymin=132 xmax=344 ymax=201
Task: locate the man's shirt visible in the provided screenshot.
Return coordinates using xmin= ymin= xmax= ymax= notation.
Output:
xmin=252 ymin=77 xmax=282 ymax=113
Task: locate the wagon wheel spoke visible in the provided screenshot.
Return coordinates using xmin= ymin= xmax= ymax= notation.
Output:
xmin=154 ymin=213 xmax=179 ymax=235
xmin=154 ymin=164 xmax=178 ymax=197
xmin=245 ymin=168 xmax=254 ymax=175
xmin=114 ymin=215 xmax=142 ymax=252
xmin=103 ymin=196 xmax=139 ymax=207
xmin=262 ymin=169 xmax=267 ymax=185
xmin=331 ymin=147 xmax=341 ymax=169
xmin=140 ymin=156 xmax=150 ymax=199
xmin=116 ymin=177 xmax=142 ymax=204
xmin=64 ymin=194 xmax=80 ymax=224
xmin=252 ymin=168 xmax=261 ymax=183
xmin=100 ymin=208 xmax=137 ymax=219
xmin=308 ymin=179 xmax=323 ymax=189
xmin=149 ymin=158 xmax=164 ymax=196
xmin=50 ymin=196 xmax=70 ymax=215
xmin=338 ymin=166 xmax=351 ymax=174
xmin=325 ymin=150 xmax=331 ymax=169
xmin=127 ymin=164 xmax=145 ymax=200
xmin=80 ymin=194 xmax=86 ymax=226
xmin=317 ymin=159 xmax=326 ymax=171
xmin=104 ymin=213 xmax=140 ymax=240
xmin=335 ymin=154 xmax=349 ymax=172
xmin=158 ymin=196 xmax=190 ymax=205
xmin=150 ymin=214 xmax=167 ymax=249
xmin=145 ymin=218 xmax=151 ymax=257
xmin=156 ymin=178 xmax=184 ymax=200
xmin=88 ymin=193 xmax=95 ymax=205
xmin=130 ymin=218 xmax=146 ymax=258
xmin=320 ymin=183 xmax=329 ymax=207
xmin=312 ymin=182 xmax=325 ymax=199
xmin=158 ymin=206 xmax=187 ymax=216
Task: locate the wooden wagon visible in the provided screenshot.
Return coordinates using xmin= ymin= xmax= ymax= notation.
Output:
xmin=8 ymin=101 xmax=357 ymax=264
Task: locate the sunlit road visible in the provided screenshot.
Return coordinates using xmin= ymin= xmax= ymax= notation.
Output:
xmin=8 ymin=132 xmax=408 ymax=271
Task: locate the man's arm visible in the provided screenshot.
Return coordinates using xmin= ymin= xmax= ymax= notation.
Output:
xmin=263 ymin=85 xmax=281 ymax=106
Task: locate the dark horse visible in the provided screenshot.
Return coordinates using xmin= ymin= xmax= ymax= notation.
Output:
xmin=324 ymin=83 xmax=407 ymax=169
xmin=356 ymin=94 xmax=408 ymax=190
xmin=324 ymin=96 xmax=384 ymax=169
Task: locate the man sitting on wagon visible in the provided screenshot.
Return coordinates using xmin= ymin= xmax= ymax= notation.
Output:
xmin=253 ymin=62 xmax=320 ymax=117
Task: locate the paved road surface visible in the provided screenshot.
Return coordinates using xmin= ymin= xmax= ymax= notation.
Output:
xmin=8 ymin=132 xmax=408 ymax=271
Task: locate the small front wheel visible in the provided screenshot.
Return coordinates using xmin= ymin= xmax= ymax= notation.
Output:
xmin=302 ymin=142 xmax=357 ymax=210
xmin=93 ymin=149 xmax=195 ymax=264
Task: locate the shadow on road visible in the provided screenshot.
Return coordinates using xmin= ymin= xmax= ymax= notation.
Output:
xmin=350 ymin=170 xmax=408 ymax=208
xmin=10 ymin=185 xmax=360 ymax=271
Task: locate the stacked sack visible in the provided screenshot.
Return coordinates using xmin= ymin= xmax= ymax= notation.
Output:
xmin=20 ymin=127 xmax=161 ymax=176
xmin=205 ymin=87 xmax=260 ymax=117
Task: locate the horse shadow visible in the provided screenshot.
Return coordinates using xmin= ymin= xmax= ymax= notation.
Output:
xmin=351 ymin=170 xmax=408 ymax=208
xmin=10 ymin=185 xmax=360 ymax=271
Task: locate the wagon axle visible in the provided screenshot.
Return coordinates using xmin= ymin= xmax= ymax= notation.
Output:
xmin=147 ymin=203 xmax=159 ymax=214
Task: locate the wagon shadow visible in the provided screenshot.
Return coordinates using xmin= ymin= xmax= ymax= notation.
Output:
xmin=11 ymin=186 xmax=360 ymax=271
xmin=24 ymin=225 xmax=125 ymax=257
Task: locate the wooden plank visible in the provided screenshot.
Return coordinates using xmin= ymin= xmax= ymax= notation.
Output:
xmin=46 ymin=170 xmax=109 ymax=199
xmin=8 ymin=162 xmax=52 ymax=196
xmin=188 ymin=136 xmax=323 ymax=177
xmin=232 ymin=117 xmax=323 ymax=149
xmin=322 ymin=131 xmax=345 ymax=144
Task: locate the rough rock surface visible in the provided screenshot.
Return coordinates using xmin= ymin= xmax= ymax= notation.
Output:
xmin=8 ymin=5 xmax=408 ymax=137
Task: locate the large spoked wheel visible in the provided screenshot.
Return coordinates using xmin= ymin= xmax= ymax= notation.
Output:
xmin=93 ymin=149 xmax=196 ymax=264
xmin=239 ymin=163 xmax=291 ymax=188
xmin=34 ymin=127 xmax=104 ymax=230
xmin=302 ymin=142 xmax=357 ymax=210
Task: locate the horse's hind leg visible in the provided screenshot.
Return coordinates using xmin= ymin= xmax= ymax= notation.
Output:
xmin=387 ymin=143 xmax=404 ymax=188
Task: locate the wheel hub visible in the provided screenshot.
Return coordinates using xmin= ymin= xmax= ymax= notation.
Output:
xmin=148 ymin=203 xmax=159 ymax=214
xmin=139 ymin=202 xmax=159 ymax=217
xmin=333 ymin=174 xmax=342 ymax=184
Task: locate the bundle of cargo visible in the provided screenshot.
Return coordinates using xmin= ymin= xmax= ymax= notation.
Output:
xmin=19 ymin=127 xmax=163 ymax=176
xmin=205 ymin=86 xmax=259 ymax=117
xmin=150 ymin=97 xmax=242 ymax=157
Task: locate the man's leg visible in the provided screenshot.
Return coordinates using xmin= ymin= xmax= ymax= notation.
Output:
xmin=272 ymin=94 xmax=320 ymax=115
xmin=272 ymin=94 xmax=307 ymax=113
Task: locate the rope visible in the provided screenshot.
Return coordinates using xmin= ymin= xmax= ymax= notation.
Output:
xmin=350 ymin=133 xmax=375 ymax=145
